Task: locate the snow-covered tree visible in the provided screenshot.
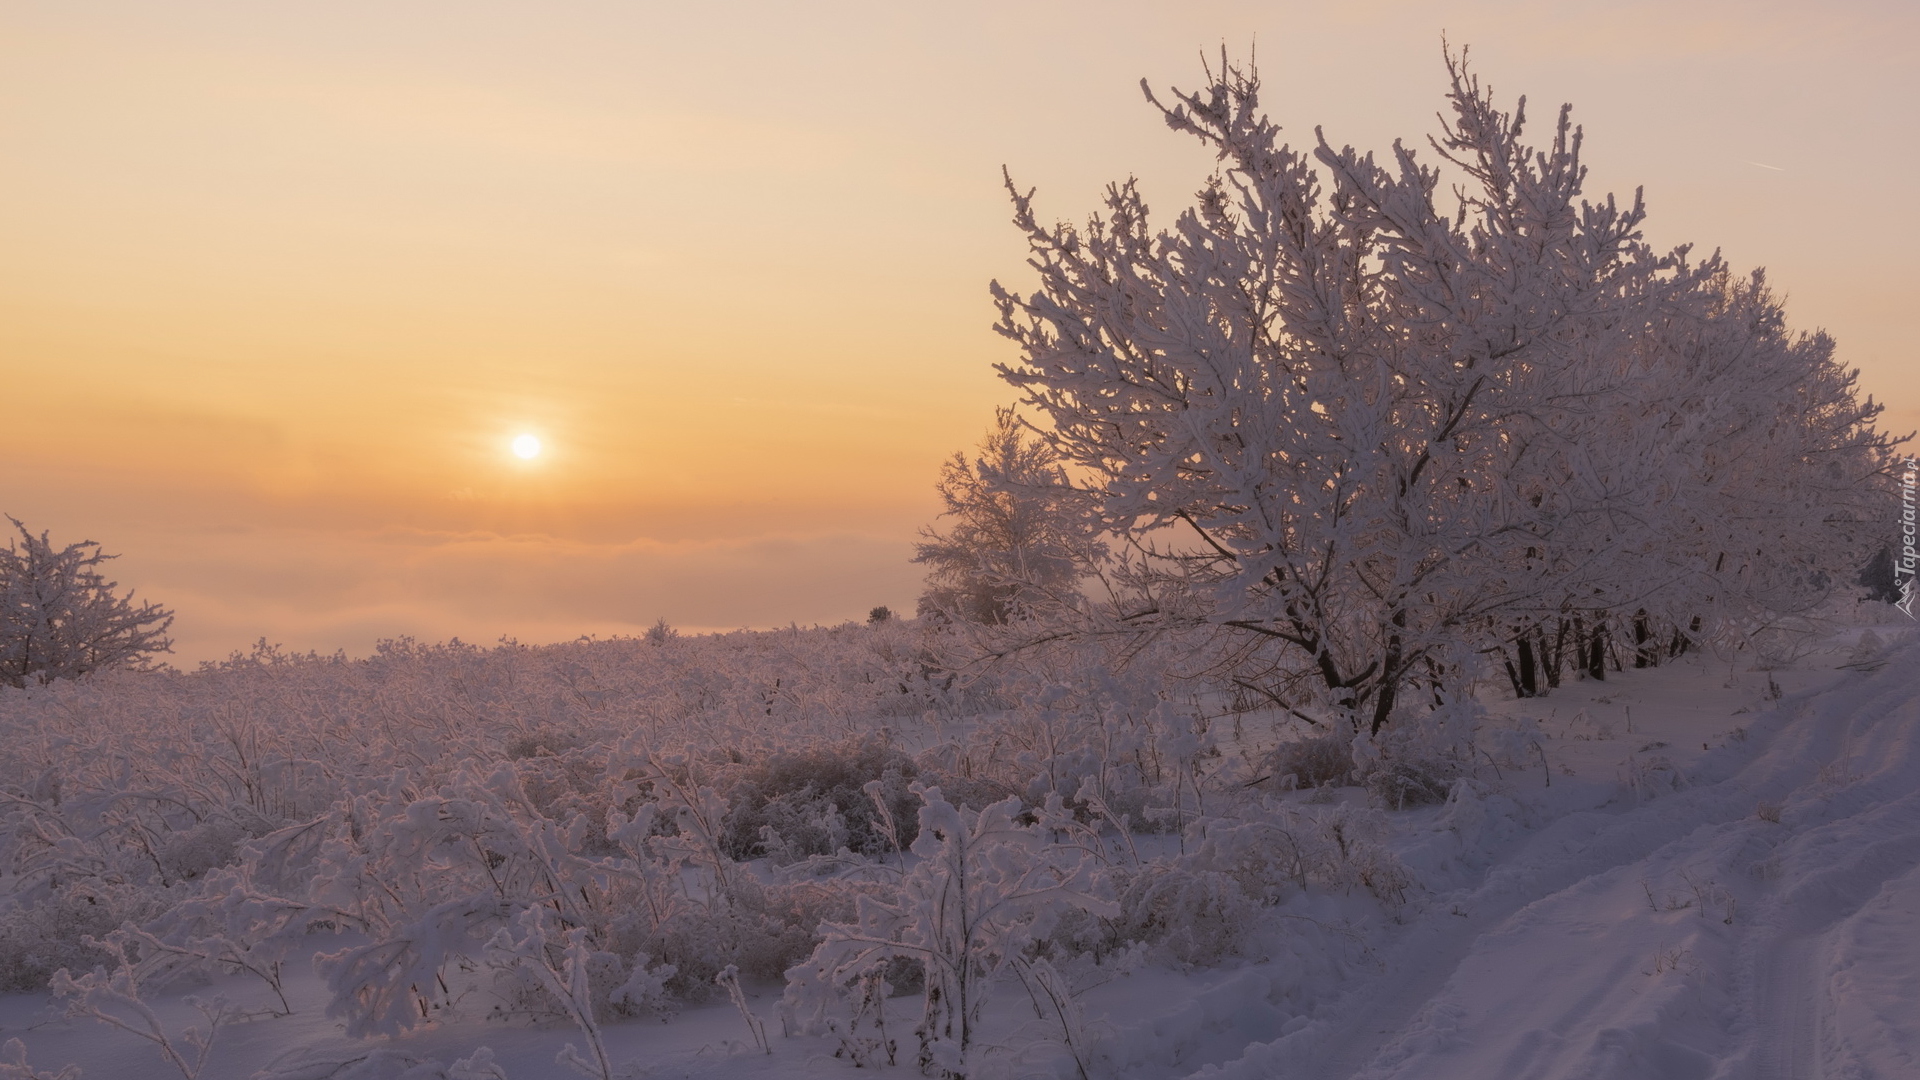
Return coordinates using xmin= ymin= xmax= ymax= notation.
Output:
xmin=0 ymin=518 xmax=173 ymax=688
xmin=1484 ymin=266 xmax=1897 ymax=691
xmin=915 ymin=409 xmax=1090 ymax=623
xmin=989 ymin=50 xmax=1898 ymax=727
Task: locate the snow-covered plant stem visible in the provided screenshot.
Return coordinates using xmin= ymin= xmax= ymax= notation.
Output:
xmin=486 ymin=907 xmax=615 ymax=1080
xmin=715 ymin=964 xmax=770 ymax=1054
xmin=118 ymin=913 xmax=292 ymax=1016
xmin=0 ymin=1040 xmax=79 ymax=1080
xmin=50 ymin=930 xmax=229 ymax=1080
xmin=1010 ymin=957 xmax=1094 ymax=1080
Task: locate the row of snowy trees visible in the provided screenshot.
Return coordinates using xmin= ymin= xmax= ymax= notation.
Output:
xmin=920 ymin=51 xmax=1901 ymax=730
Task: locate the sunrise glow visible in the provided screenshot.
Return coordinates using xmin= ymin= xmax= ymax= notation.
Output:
xmin=0 ymin=0 xmax=1907 ymax=668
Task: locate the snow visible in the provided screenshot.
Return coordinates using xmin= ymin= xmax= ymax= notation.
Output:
xmin=3 ymin=625 xmax=1917 ymax=1079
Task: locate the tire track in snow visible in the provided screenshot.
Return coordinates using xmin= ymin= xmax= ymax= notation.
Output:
xmin=1751 ymin=934 xmax=1819 ymax=1080
xmin=1740 ymin=795 xmax=1920 ymax=1080
xmin=1190 ymin=651 xmax=1920 ymax=1080
xmin=1195 ymin=713 xmax=1808 ymax=1080
xmin=1333 ymin=686 xmax=1839 ymax=1080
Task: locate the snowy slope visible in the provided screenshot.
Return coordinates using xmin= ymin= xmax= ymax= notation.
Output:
xmin=1204 ymin=635 xmax=1920 ymax=1080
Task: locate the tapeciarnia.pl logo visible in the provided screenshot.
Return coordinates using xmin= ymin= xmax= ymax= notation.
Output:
xmin=1899 ymin=456 xmax=1918 ymax=618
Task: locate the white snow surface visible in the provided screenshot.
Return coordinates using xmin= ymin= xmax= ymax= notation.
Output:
xmin=4 ymin=630 xmax=1917 ymax=1080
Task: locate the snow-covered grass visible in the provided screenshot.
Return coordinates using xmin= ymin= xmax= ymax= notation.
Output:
xmin=2 ymin=618 xmax=1916 ymax=1078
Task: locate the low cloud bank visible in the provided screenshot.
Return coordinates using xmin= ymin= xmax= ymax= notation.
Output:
xmin=119 ymin=526 xmax=923 ymax=664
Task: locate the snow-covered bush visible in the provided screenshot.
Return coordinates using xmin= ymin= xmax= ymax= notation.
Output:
xmin=50 ymin=927 xmax=232 ymax=1080
xmin=1101 ymin=797 xmax=1415 ymax=967
xmin=782 ymin=785 xmax=1113 ymax=1078
xmin=1303 ymin=803 xmax=1415 ymax=905
xmin=1107 ymin=820 xmax=1299 ymax=965
xmin=1353 ymin=694 xmax=1484 ymax=809
xmin=486 ymin=906 xmax=617 ymax=1080
xmin=715 ymin=735 xmax=923 ymax=861
xmin=0 ymin=882 xmax=160 ymax=993
xmin=1266 ymin=731 xmax=1355 ymax=791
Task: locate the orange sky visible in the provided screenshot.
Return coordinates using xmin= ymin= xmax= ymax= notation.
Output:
xmin=2 ymin=0 xmax=1914 ymax=665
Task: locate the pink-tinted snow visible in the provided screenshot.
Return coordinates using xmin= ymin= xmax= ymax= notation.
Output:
xmin=2 ymin=625 xmax=1914 ymax=1079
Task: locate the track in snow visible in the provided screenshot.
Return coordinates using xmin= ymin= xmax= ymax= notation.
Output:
xmin=1751 ymin=933 xmax=1820 ymax=1080
xmin=1191 ymin=638 xmax=1920 ymax=1080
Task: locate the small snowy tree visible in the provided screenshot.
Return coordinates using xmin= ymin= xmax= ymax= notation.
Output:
xmin=915 ymin=409 xmax=1090 ymax=624
xmin=0 ymin=518 xmax=173 ymax=688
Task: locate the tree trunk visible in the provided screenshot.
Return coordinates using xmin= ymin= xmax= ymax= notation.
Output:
xmin=1369 ymin=611 xmax=1408 ymax=735
xmin=1633 ymin=610 xmax=1655 ymax=668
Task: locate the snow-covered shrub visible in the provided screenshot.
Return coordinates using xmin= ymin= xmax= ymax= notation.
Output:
xmin=1354 ymin=695 xmax=1485 ymax=809
xmin=1101 ymin=799 xmax=1414 ymax=965
xmin=1266 ymin=731 xmax=1354 ymax=790
xmin=486 ymin=907 xmax=616 ymax=1080
xmin=0 ymin=518 xmax=174 ymax=688
xmin=1105 ymin=817 xmax=1304 ymax=967
xmin=599 ymin=749 xmax=863 ymax=1001
xmin=782 ymin=785 xmax=1113 ymax=1078
xmin=1305 ymin=804 xmax=1414 ymax=905
xmin=950 ymin=644 xmax=1211 ymax=841
xmin=0 ymin=881 xmax=166 ymax=993
xmin=715 ymin=736 xmax=922 ymax=861
xmin=1362 ymin=759 xmax=1456 ymax=810
xmin=51 ymin=927 xmax=232 ymax=1080
xmin=155 ymin=817 xmax=253 ymax=884
xmin=1849 ymin=629 xmax=1886 ymax=666
xmin=1625 ymin=753 xmax=1685 ymax=800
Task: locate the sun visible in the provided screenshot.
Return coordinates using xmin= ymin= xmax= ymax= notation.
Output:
xmin=511 ymin=433 xmax=542 ymax=460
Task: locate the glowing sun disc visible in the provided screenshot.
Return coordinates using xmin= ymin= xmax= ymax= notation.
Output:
xmin=511 ymin=434 xmax=542 ymax=459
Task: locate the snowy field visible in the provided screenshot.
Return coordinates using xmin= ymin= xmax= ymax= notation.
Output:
xmin=1 ymin=619 xmax=1916 ymax=1080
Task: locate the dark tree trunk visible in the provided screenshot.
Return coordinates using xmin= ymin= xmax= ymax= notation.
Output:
xmin=1671 ymin=614 xmax=1702 ymax=658
xmin=1634 ymin=610 xmax=1656 ymax=668
xmin=1369 ymin=611 xmax=1408 ymax=735
xmin=1370 ymin=676 xmax=1400 ymax=735
xmin=1516 ymin=631 xmax=1538 ymax=696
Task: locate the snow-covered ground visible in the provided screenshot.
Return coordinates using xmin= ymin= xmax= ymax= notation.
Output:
xmin=3 ymin=628 xmax=1916 ymax=1080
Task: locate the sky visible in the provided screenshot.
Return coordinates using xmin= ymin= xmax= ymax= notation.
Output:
xmin=1 ymin=0 xmax=1914 ymax=666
